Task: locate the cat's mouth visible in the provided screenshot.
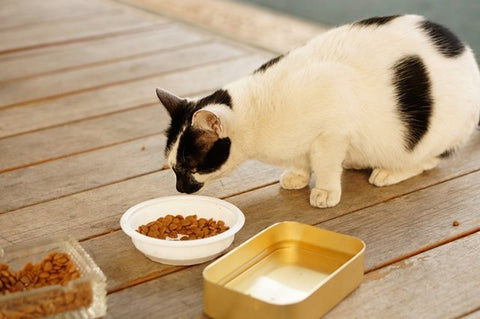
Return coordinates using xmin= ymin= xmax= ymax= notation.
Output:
xmin=173 ymin=169 xmax=204 ymax=194
xmin=177 ymin=180 xmax=203 ymax=194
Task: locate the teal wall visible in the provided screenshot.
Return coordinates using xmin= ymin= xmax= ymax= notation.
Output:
xmin=233 ymin=0 xmax=480 ymax=59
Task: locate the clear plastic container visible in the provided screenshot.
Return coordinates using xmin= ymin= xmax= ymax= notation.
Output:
xmin=0 ymin=238 xmax=107 ymax=318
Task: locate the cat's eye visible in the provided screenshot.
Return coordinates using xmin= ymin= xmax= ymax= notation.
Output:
xmin=191 ymin=168 xmax=197 ymax=174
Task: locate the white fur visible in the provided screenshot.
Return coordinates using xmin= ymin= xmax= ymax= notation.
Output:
xmin=188 ymin=15 xmax=480 ymax=207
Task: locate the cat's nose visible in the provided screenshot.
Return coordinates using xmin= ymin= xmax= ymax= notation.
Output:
xmin=176 ymin=177 xmax=203 ymax=194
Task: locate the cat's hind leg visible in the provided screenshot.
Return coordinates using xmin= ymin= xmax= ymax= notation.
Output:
xmin=280 ymin=160 xmax=310 ymax=190
xmin=369 ymin=157 xmax=440 ymax=187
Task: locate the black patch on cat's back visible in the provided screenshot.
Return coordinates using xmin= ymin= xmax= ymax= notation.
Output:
xmin=195 ymin=89 xmax=233 ymax=109
xmin=254 ymin=55 xmax=284 ymax=73
xmin=419 ymin=20 xmax=465 ymax=58
xmin=392 ymin=55 xmax=433 ymax=151
xmin=438 ymin=148 xmax=455 ymax=159
xmin=354 ymin=15 xmax=401 ymax=27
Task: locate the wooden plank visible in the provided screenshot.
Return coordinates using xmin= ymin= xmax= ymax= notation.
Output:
xmin=0 ymin=0 xmax=114 ymax=30
xmin=0 ymin=106 xmax=166 ymax=172
xmin=0 ymin=135 xmax=165 ymax=213
xmin=0 ymin=160 xmax=281 ymax=242
xmin=0 ymin=11 xmax=164 ymax=54
xmin=326 ymin=233 xmax=480 ymax=318
xmin=0 ymin=24 xmax=208 ymax=82
xmin=81 ymin=231 xmax=184 ymax=293
xmin=104 ymin=263 xmax=205 ymax=319
xmin=0 ymin=54 xmax=269 ymax=138
xmin=0 ymin=41 xmax=246 ymax=107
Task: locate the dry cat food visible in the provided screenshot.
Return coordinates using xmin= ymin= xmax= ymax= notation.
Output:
xmin=0 ymin=252 xmax=92 ymax=319
xmin=137 ymin=214 xmax=230 ymax=240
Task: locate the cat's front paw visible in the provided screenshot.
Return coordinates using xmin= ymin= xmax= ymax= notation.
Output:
xmin=310 ymin=188 xmax=341 ymax=208
xmin=280 ymin=170 xmax=310 ymax=190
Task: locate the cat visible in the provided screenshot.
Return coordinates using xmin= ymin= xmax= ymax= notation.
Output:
xmin=156 ymin=14 xmax=480 ymax=208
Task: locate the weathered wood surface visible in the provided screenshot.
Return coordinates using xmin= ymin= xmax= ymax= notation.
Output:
xmin=1 ymin=0 xmax=479 ymax=318
xmin=0 ymin=55 xmax=266 ymax=138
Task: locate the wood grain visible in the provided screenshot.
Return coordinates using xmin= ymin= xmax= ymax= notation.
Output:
xmin=0 ymin=0 xmax=114 ymax=30
xmin=0 ymin=41 xmax=246 ymax=108
xmin=0 ymin=25 xmax=208 ymax=82
xmin=0 ymin=11 xmax=164 ymax=54
xmin=326 ymin=233 xmax=480 ymax=318
xmin=0 ymin=135 xmax=165 ymax=213
xmin=0 ymin=54 xmax=269 ymax=138
xmin=0 ymin=106 xmax=166 ymax=172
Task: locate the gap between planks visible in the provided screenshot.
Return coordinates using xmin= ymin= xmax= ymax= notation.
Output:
xmin=456 ymin=307 xmax=480 ymax=319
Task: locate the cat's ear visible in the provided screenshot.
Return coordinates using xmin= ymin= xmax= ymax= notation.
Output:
xmin=192 ymin=110 xmax=223 ymax=135
xmin=156 ymin=88 xmax=184 ymax=116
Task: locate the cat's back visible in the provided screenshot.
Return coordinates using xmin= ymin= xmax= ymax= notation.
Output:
xmin=298 ymin=15 xmax=474 ymax=69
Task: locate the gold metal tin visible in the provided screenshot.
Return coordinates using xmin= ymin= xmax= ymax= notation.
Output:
xmin=203 ymin=221 xmax=365 ymax=319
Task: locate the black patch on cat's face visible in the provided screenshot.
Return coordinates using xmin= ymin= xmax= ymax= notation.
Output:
xmin=164 ymin=89 xmax=233 ymax=154
xmin=174 ymin=128 xmax=231 ymax=193
xmin=254 ymin=55 xmax=284 ymax=74
xmin=419 ymin=20 xmax=465 ymax=58
xmin=164 ymin=99 xmax=195 ymax=155
xmin=392 ymin=55 xmax=433 ymax=151
xmin=354 ymin=15 xmax=401 ymax=27
xmin=160 ymin=89 xmax=233 ymax=193
xmin=177 ymin=128 xmax=231 ymax=173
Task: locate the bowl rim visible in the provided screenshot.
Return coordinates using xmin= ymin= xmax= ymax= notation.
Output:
xmin=120 ymin=195 xmax=245 ymax=247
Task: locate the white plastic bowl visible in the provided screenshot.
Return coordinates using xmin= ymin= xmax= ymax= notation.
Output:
xmin=120 ymin=195 xmax=245 ymax=265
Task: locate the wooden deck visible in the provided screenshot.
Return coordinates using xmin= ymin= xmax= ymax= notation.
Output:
xmin=1 ymin=0 xmax=479 ymax=318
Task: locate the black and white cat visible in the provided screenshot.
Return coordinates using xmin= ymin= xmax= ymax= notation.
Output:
xmin=156 ymin=15 xmax=480 ymax=208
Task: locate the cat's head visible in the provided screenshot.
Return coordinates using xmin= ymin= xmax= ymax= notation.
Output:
xmin=156 ymin=88 xmax=234 ymax=194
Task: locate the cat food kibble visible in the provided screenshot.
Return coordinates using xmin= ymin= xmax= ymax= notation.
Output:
xmin=137 ymin=214 xmax=229 ymax=240
xmin=0 ymin=252 xmax=93 ymax=318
